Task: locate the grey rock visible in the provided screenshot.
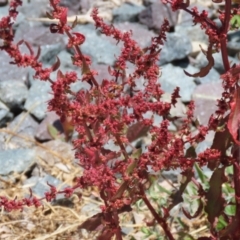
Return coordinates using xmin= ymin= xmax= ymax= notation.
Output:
xmin=92 ymin=64 xmax=111 ymax=85
xmin=195 ymin=67 xmax=221 ymax=85
xmin=34 ymin=140 xmax=75 ymax=167
xmin=0 ymin=4 xmax=9 ymax=19
xmin=192 ymin=82 xmax=223 ymax=125
xmin=159 ymin=64 xmax=197 ymax=102
xmin=196 ymin=130 xmax=215 ymax=155
xmin=79 ymin=0 xmax=95 ymax=13
xmin=159 ymin=33 xmax=192 ymax=65
xmin=56 ymin=50 xmax=78 ymax=70
xmin=0 ymin=80 xmax=28 ymax=111
xmin=143 ymin=0 xmax=157 ymax=6
xmin=113 ymin=3 xmax=145 ymax=23
xmin=70 ymin=79 xmax=91 ymax=92
xmin=114 ymin=22 xmax=156 ymax=48
xmin=139 ymin=1 xmax=178 ymax=30
xmin=80 ymin=202 xmax=101 ymax=217
xmin=195 ymin=51 xmax=238 ymax=74
xmin=0 ymin=148 xmax=35 ymax=175
xmin=228 ymin=30 xmax=240 ymax=56
xmin=175 ymin=24 xmax=208 ymax=44
xmin=227 ymin=41 xmax=240 ymax=56
xmin=23 ymin=174 xmax=66 ymax=199
xmin=18 ymin=0 xmax=50 ymax=18
xmin=162 ymin=168 xmax=181 ymax=183
xmin=73 ymin=24 xmax=120 ymax=66
xmin=0 ymin=51 xmax=29 ymax=84
xmin=35 ymin=111 xmax=63 ymax=141
xmin=0 ymin=101 xmax=13 ymax=127
xmin=15 ymin=22 xmax=65 ymax=65
xmin=1 ymin=112 xmax=39 ymax=149
xmin=24 ymin=80 xmax=52 ymax=120
xmin=176 ymin=3 xmax=214 ymax=27
xmin=228 ymin=30 xmax=240 ymax=42
xmin=59 ymin=0 xmax=81 ymax=15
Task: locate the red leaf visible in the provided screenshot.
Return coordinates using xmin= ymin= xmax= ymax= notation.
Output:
xmin=57 ymin=70 xmax=64 ymax=79
xmin=204 ymin=167 xmax=227 ymax=224
xmin=61 ymin=116 xmax=74 ymax=141
xmin=50 ymin=24 xmax=59 ymax=34
xmin=127 ymin=121 xmax=150 ymax=142
xmin=51 ymin=57 xmax=61 ymax=71
xmin=17 ymin=39 xmax=24 ymax=46
xmin=97 ymin=228 xmax=114 ymax=240
xmin=60 ymin=8 xmax=68 ymax=25
xmin=227 ymin=86 xmax=240 ymax=145
xmin=34 ymin=46 xmax=41 ymax=60
xmin=72 ymin=32 xmax=85 ymax=45
xmin=184 ymin=44 xmax=214 ymax=77
xmin=110 ymin=181 xmax=129 ymax=201
xmin=79 ymin=213 xmax=103 ymax=231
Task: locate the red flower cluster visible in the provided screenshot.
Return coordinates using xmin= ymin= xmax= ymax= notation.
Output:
xmin=1 ymin=0 xmax=240 ymax=239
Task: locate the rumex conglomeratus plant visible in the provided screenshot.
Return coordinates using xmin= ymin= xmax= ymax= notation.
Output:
xmin=1 ymin=0 xmax=240 ymax=239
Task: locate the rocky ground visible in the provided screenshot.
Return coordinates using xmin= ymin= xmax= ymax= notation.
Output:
xmin=0 ymin=0 xmax=239 ymax=239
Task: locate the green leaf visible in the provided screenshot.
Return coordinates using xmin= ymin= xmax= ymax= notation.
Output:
xmin=135 ymin=199 xmax=144 ymax=210
xmin=230 ymin=14 xmax=240 ymax=29
xmin=222 ymin=182 xmax=234 ymax=196
xmin=225 ymin=165 xmax=233 ymax=175
xmin=216 ymin=215 xmax=228 ymax=231
xmin=47 ymin=124 xmax=60 ymax=140
xmin=224 ymin=204 xmax=236 ymax=216
xmin=141 ymin=227 xmax=151 ymax=235
xmin=194 ymin=163 xmax=209 ymax=185
xmin=186 ymin=182 xmax=198 ymax=196
xmin=149 ymin=186 xmax=159 ymax=201
xmin=205 ymin=167 xmax=227 ymax=225
xmin=219 ymin=218 xmax=239 ymax=238
xmin=176 ymin=217 xmax=188 ymax=229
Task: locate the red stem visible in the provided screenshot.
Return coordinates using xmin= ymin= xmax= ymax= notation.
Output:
xmin=139 ymin=183 xmax=174 ymax=240
xmin=113 ymin=210 xmax=123 ymax=240
xmin=65 ymin=30 xmax=99 ymax=88
xmin=220 ymin=0 xmax=231 ymax=72
xmin=221 ymin=1 xmax=240 ymax=237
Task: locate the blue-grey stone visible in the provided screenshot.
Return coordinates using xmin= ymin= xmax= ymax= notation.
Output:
xmin=175 ymin=24 xmax=208 ymax=44
xmin=159 ymin=33 xmax=192 ymax=65
xmin=0 ymin=80 xmax=28 ymax=110
xmin=2 ymin=112 xmax=39 ymax=148
xmin=159 ymin=64 xmax=197 ymax=102
xmin=24 ymin=80 xmax=52 ymax=120
xmin=195 ymin=67 xmax=221 ymax=85
xmin=0 ymin=51 xmax=29 ymax=84
xmin=73 ymin=24 xmax=120 ymax=66
xmin=113 ymin=3 xmax=145 ymax=22
xmin=0 ymin=148 xmax=35 ymax=175
xmin=23 ymin=174 xmax=66 ymax=199
xmin=0 ymin=101 xmax=13 ymax=127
